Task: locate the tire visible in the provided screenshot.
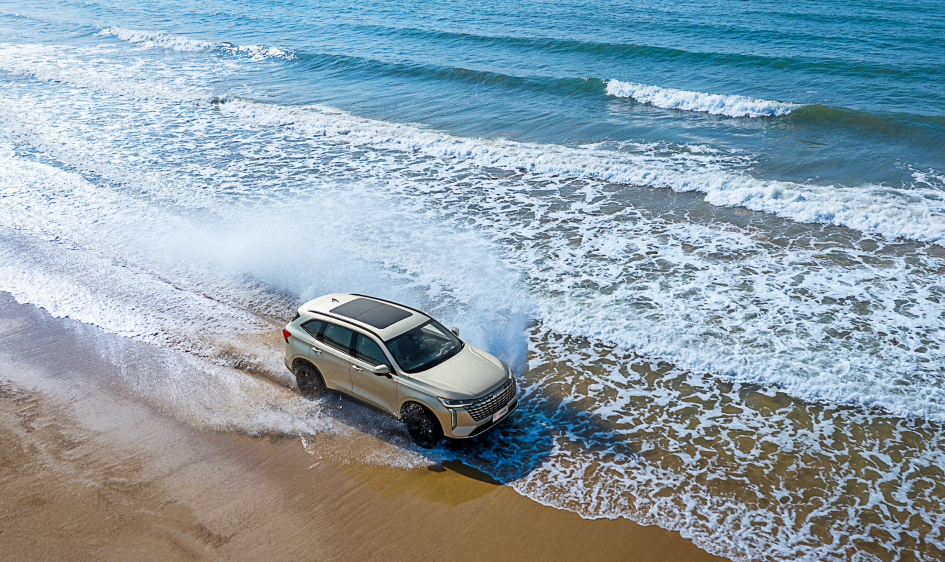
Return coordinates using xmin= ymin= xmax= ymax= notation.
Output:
xmin=401 ymin=403 xmax=443 ymax=448
xmin=294 ymin=363 xmax=326 ymax=399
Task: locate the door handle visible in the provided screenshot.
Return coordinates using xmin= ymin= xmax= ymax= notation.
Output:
xmin=311 ymin=346 xmax=322 ymax=354
xmin=352 ymin=364 xmax=363 ymax=372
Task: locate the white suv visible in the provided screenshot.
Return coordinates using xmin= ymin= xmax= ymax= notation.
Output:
xmin=282 ymin=294 xmax=517 ymax=447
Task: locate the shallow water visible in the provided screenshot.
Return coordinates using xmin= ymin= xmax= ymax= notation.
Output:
xmin=0 ymin=1 xmax=943 ymax=560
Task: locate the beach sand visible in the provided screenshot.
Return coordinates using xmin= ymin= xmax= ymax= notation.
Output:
xmin=0 ymin=293 xmax=724 ymax=561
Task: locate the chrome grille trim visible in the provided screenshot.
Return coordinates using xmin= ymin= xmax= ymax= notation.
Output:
xmin=464 ymin=378 xmax=517 ymax=422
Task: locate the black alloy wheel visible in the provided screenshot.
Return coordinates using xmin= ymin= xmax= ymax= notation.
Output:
xmin=294 ymin=363 xmax=326 ymax=399
xmin=402 ymin=403 xmax=443 ymax=448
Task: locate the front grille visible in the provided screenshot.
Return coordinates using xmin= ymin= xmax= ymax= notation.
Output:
xmin=465 ymin=378 xmax=517 ymax=422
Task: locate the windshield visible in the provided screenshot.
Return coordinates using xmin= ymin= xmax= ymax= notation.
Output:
xmin=385 ymin=320 xmax=463 ymax=373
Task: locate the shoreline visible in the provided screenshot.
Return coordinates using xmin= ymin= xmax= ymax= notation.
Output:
xmin=0 ymin=292 xmax=725 ymax=561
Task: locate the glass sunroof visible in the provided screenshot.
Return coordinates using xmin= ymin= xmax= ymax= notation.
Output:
xmin=329 ymin=298 xmax=413 ymax=330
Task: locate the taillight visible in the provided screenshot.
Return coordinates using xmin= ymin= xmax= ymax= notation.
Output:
xmin=282 ymin=328 xmax=291 ymax=343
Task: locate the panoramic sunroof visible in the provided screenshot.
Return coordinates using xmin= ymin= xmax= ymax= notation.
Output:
xmin=329 ymin=298 xmax=412 ymax=330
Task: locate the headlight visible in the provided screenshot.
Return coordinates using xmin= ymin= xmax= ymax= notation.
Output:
xmin=438 ymin=396 xmax=476 ymax=408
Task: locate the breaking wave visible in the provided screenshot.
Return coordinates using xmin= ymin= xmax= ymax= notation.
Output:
xmin=606 ymin=79 xmax=800 ymax=117
xmin=217 ymin=97 xmax=945 ymax=246
xmin=98 ymin=27 xmax=297 ymax=60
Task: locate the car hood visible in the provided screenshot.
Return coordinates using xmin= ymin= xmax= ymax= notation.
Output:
xmin=407 ymin=343 xmax=507 ymax=398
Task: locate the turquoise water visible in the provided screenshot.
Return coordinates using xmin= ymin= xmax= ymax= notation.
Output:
xmin=1 ymin=1 xmax=945 ymax=560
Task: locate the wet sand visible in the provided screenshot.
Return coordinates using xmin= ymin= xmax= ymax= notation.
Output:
xmin=0 ymin=293 xmax=724 ymax=561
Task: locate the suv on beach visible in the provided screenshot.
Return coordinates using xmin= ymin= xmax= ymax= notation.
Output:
xmin=282 ymin=294 xmax=517 ymax=447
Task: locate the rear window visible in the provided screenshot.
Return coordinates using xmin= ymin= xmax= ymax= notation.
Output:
xmin=301 ymin=319 xmax=326 ymax=339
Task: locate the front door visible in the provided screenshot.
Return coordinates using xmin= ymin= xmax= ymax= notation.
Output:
xmin=350 ymin=333 xmax=398 ymax=414
xmin=311 ymin=322 xmax=355 ymax=391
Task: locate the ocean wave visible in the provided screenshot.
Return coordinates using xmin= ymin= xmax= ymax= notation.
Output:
xmin=294 ymin=50 xmax=607 ymax=98
xmin=217 ymin=98 xmax=945 ymax=245
xmin=98 ymin=27 xmax=214 ymax=52
xmin=788 ymin=104 xmax=945 ymax=144
xmin=606 ymin=79 xmax=800 ymax=117
xmin=351 ymin=23 xmax=930 ymax=81
xmin=98 ymin=27 xmax=296 ymax=60
xmin=2 ymin=45 xmax=943 ymax=247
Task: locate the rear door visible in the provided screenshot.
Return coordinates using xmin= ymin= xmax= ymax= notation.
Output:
xmin=305 ymin=320 xmax=355 ymax=392
xmin=350 ymin=333 xmax=399 ymax=414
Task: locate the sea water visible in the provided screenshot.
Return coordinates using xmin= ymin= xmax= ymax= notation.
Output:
xmin=0 ymin=1 xmax=943 ymax=560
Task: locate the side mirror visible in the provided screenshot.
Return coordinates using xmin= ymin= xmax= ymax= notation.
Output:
xmin=451 ymin=327 xmax=460 ymax=337
xmin=372 ymin=364 xmax=390 ymax=376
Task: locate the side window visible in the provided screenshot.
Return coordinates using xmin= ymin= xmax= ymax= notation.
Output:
xmin=355 ymin=334 xmax=391 ymax=369
xmin=301 ymin=319 xmax=326 ymax=339
xmin=322 ymin=323 xmax=355 ymax=354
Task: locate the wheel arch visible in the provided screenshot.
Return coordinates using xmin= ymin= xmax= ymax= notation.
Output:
xmin=291 ymin=358 xmax=327 ymax=384
xmin=399 ymin=398 xmax=438 ymax=420
xmin=291 ymin=357 xmax=317 ymax=372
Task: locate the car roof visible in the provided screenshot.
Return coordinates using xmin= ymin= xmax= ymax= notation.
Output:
xmin=298 ymin=293 xmax=429 ymax=341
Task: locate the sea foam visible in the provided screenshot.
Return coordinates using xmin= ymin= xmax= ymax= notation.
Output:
xmin=606 ymin=79 xmax=800 ymax=117
xmin=98 ymin=27 xmax=297 ymax=60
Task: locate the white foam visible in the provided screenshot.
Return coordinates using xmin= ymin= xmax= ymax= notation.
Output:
xmin=502 ymin=327 xmax=945 ymax=562
xmin=98 ymin=27 xmax=297 ymax=60
xmin=219 ymin=42 xmax=297 ymax=60
xmin=0 ymin=43 xmax=211 ymax=101
xmin=913 ymin=168 xmax=945 ymax=189
xmin=499 ymin=334 xmax=945 ymax=561
xmin=606 ymin=79 xmax=801 ymax=117
xmin=99 ymin=26 xmax=214 ymax=52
